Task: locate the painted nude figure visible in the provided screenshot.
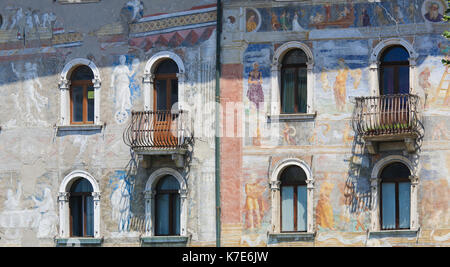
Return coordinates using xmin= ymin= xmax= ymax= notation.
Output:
xmin=11 ymin=62 xmax=48 ymax=123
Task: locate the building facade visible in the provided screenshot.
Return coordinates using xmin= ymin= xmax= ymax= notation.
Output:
xmin=0 ymin=0 xmax=448 ymax=247
xmin=220 ymin=0 xmax=449 ymax=247
xmin=0 ymin=0 xmax=217 ymax=247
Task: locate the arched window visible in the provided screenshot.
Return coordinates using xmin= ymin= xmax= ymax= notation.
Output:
xmin=155 ymin=175 xmax=181 ymax=236
xmin=380 ymin=46 xmax=410 ymax=95
xmin=70 ymin=65 xmax=95 ymax=124
xmin=69 ymin=178 xmax=94 ymax=237
xmin=280 ymin=166 xmax=308 ymax=232
xmin=380 ymin=162 xmax=411 ymax=230
xmin=280 ymin=49 xmax=308 ymax=113
xmin=154 ymin=59 xmax=179 ymax=111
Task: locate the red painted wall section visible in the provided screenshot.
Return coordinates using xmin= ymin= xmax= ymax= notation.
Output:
xmin=220 ymin=63 xmax=243 ymax=225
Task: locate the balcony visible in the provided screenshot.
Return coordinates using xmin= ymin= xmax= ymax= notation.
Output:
xmin=123 ymin=110 xmax=192 ymax=156
xmin=353 ymin=94 xmax=423 ymax=154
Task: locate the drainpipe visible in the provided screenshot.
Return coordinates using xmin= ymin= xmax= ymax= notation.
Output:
xmin=215 ymin=0 xmax=222 ymax=248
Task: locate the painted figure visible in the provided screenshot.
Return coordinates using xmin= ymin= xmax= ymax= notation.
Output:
xmin=424 ymin=1 xmax=444 ymax=22
xmin=110 ymin=174 xmax=132 ymax=232
xmin=375 ymin=5 xmax=390 ymax=25
xmin=32 ymin=188 xmax=57 ymax=238
xmin=333 ymin=59 xmax=349 ymax=112
xmin=292 ymin=12 xmax=305 ymax=31
xmin=271 ymin=12 xmax=281 ymax=31
xmin=361 ymin=8 xmax=371 ymax=26
xmin=244 ymin=176 xmax=266 ymax=229
xmin=11 ymin=62 xmax=48 ymax=123
xmin=42 ymin=12 xmax=56 ymax=29
xmin=282 ymin=123 xmax=296 ymax=145
xmin=316 ymin=181 xmax=335 ymax=230
xmin=280 ymin=10 xmax=289 ymax=31
xmin=419 ymin=67 xmax=432 ymax=108
xmin=111 ymin=55 xmax=135 ymax=121
xmin=125 ymin=0 xmax=144 ymax=22
xmin=247 ymin=62 xmax=264 ymax=146
xmin=247 ymin=62 xmax=264 ymax=110
xmin=394 ymin=5 xmax=405 ymax=24
xmin=246 ymin=14 xmax=257 ymax=32
xmin=4 ymin=182 xmax=22 ymax=211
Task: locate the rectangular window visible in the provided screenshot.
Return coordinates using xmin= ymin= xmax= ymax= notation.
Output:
xmin=72 ymin=86 xmax=84 ymax=123
xmin=297 ymin=185 xmax=307 ymax=232
xmin=156 ymin=194 xmax=170 ymax=235
xmin=398 ymin=182 xmax=411 ymax=229
xmin=281 ymin=186 xmax=294 ymax=232
xmin=381 ymin=183 xmax=396 ymax=230
xmin=85 ymin=195 xmax=94 ymax=236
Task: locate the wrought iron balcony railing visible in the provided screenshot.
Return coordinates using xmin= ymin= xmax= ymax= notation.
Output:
xmin=123 ymin=110 xmax=192 ymax=151
xmin=353 ymin=94 xmax=422 ymax=140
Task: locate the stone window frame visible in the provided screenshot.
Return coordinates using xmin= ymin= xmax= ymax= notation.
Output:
xmin=143 ymin=168 xmax=188 ymax=238
xmin=369 ymin=38 xmax=419 ymax=97
xmin=270 ymin=41 xmax=316 ymax=121
xmin=143 ymin=51 xmax=186 ymax=112
xmin=57 ymin=170 xmax=102 ymax=239
xmin=370 ymin=155 xmax=419 ymax=233
xmin=269 ymin=158 xmax=315 ymax=236
xmin=58 ymin=58 xmax=102 ymax=126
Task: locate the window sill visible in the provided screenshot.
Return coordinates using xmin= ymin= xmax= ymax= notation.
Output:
xmin=140 ymin=235 xmax=189 ymax=247
xmin=55 ymin=237 xmax=104 ymax=246
xmin=268 ymin=112 xmax=317 ymax=123
xmin=368 ymin=229 xmax=419 ymax=239
xmin=57 ymin=124 xmax=104 ymax=132
xmin=268 ymin=232 xmax=316 ymax=243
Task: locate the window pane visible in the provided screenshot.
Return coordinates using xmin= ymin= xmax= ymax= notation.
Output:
xmin=87 ymin=86 xmax=94 ymax=122
xmin=155 ymin=59 xmax=179 ymax=74
xmin=297 ymin=185 xmax=307 ymax=232
xmin=297 ymin=68 xmax=307 ymax=113
xmin=156 ymin=194 xmax=170 ymax=235
xmin=381 ymin=67 xmax=395 ymax=95
xmin=85 ymin=196 xmax=94 ymax=236
xmin=381 ymin=183 xmax=396 ymax=230
xmin=71 ymin=65 xmax=94 ymax=81
xmin=171 ymin=79 xmax=178 ymax=109
xmin=72 ymin=86 xmax=84 ymax=122
xmin=156 ymin=80 xmax=167 ymax=111
xmin=380 ymin=163 xmax=410 ymax=181
xmin=381 ymin=46 xmax=409 ymax=62
xmin=398 ymin=66 xmax=410 ymax=94
xmin=281 ymin=186 xmax=294 ymax=232
xmin=70 ymin=196 xmax=83 ymax=237
xmin=282 ymin=49 xmax=307 ymax=65
xmin=281 ymin=69 xmax=295 ymax=113
xmin=157 ymin=175 xmax=180 ymax=191
xmin=173 ymin=194 xmax=181 ymax=235
xmin=398 ymin=182 xmax=411 ymax=229
xmin=280 ymin=166 xmax=307 ymax=184
xmin=70 ymin=178 xmax=93 ymax=193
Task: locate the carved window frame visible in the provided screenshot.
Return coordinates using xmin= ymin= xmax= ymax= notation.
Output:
xmin=143 ymin=51 xmax=186 ymax=112
xmin=269 ymin=158 xmax=315 ymax=235
xmin=270 ymin=41 xmax=315 ymax=121
xmin=59 ymin=58 xmax=102 ymax=126
xmin=143 ymin=168 xmax=188 ymax=237
xmin=370 ymin=155 xmax=419 ymax=233
xmin=57 ymin=170 xmax=101 ymax=239
xmin=369 ymin=38 xmax=419 ymax=97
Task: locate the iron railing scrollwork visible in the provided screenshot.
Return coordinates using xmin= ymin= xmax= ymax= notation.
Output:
xmin=353 ymin=94 xmax=422 ymax=138
xmin=123 ymin=110 xmax=192 ymax=150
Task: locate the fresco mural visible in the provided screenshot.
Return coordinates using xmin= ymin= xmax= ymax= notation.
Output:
xmin=244 ymin=0 xmax=445 ymax=33
xmin=314 ymin=40 xmax=369 ymax=117
xmin=111 ymin=55 xmax=141 ymax=124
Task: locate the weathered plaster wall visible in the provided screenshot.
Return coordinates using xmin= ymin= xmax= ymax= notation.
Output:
xmin=0 ymin=0 xmax=217 ymax=246
xmin=221 ymin=0 xmax=449 ymax=247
